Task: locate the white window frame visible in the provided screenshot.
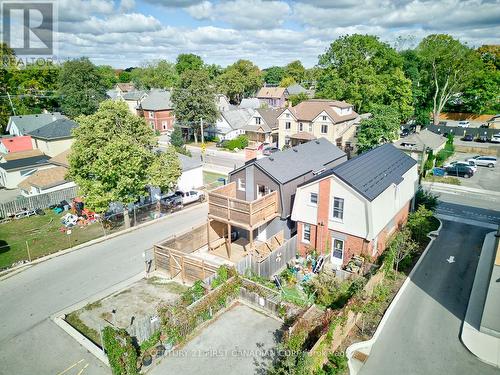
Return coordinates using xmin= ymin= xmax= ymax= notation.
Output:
xmin=302 ymin=223 xmax=311 ymax=243
xmin=285 ymin=121 xmax=291 ymax=130
xmin=309 ymin=123 xmax=313 ymax=132
xmin=256 ymin=117 xmax=261 ymax=125
xmin=322 ymin=115 xmax=327 ymax=121
xmin=238 ymin=178 xmax=246 ymax=191
xmin=299 ymin=122 xmax=303 ymax=132
xmin=149 ymin=111 xmax=154 ymax=119
xmin=321 ymin=124 xmax=328 ymax=134
xmin=309 ymin=192 xmax=318 ymax=206
xmin=331 ymin=238 xmax=344 ymax=264
xmin=332 ymin=197 xmax=344 ymax=221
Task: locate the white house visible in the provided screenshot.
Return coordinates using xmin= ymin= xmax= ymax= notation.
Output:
xmin=6 ymin=113 xmax=64 ymax=136
xmin=0 ymin=150 xmax=52 ymax=189
xmin=177 ymin=153 xmax=203 ymax=191
xmin=205 ymin=108 xmax=254 ymax=141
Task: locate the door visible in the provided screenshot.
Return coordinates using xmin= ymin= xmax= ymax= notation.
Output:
xmin=331 ymin=238 xmax=344 ymax=269
xmin=256 ymin=184 xmax=269 ymax=199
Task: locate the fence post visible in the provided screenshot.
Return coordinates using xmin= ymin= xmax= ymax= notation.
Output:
xmin=134 ymin=206 xmax=137 ymax=227
xmin=26 ymin=241 xmax=31 ymax=262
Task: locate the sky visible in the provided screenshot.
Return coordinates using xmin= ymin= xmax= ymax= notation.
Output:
xmin=6 ymin=0 xmax=500 ymax=69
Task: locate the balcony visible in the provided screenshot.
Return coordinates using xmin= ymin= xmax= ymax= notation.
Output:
xmin=208 ymin=182 xmax=279 ymax=230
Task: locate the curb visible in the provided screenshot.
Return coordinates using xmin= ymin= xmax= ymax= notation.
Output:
xmin=421 ymin=181 xmax=500 ymax=197
xmin=202 ymin=165 xmax=231 ymax=175
xmin=51 ymin=272 xmax=147 ymax=367
xmin=0 ymin=203 xmax=207 ymax=281
xmin=346 ymin=218 xmax=443 ymax=375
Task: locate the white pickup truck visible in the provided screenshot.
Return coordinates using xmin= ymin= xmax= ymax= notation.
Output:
xmin=174 ymin=190 xmax=205 ymax=205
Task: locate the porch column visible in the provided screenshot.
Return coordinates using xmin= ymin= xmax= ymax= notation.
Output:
xmin=249 ymin=227 xmax=254 ymax=253
xmin=227 ymin=223 xmax=232 ymax=259
xmin=206 ymin=219 xmax=211 ymax=251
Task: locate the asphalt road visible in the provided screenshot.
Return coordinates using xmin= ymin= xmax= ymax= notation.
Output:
xmin=360 ymin=207 xmax=500 ymax=375
xmin=188 ymin=147 xmax=245 ymax=170
xmin=0 ymin=204 xmax=208 ymax=375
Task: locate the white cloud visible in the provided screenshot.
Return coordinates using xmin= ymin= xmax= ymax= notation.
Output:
xmin=59 ymin=13 xmax=162 ymax=35
xmin=120 ymin=0 xmax=136 ymax=12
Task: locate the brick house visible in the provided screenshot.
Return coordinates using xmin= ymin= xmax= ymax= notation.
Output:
xmin=136 ymin=89 xmax=175 ymax=134
xmin=291 ymin=144 xmax=418 ymax=268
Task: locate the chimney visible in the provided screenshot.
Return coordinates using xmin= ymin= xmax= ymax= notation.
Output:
xmin=416 ymin=125 xmax=421 ymax=133
xmin=244 ymin=146 xmax=258 ymax=161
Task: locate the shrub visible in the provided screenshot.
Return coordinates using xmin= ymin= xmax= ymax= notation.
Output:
xmin=415 ymin=187 xmax=438 ymax=211
xmin=407 ymin=206 xmax=434 ymax=243
xmin=225 ymin=135 xmax=248 ymax=150
xmin=317 ymin=352 xmax=348 ymax=375
xmin=181 ymin=280 xmax=205 ymax=305
xmin=102 ymin=327 xmax=138 ymax=375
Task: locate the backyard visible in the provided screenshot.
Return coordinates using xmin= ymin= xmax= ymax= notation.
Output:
xmin=203 ymin=171 xmax=227 ymax=189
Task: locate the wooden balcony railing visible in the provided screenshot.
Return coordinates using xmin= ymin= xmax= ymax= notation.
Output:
xmin=208 ymin=182 xmax=279 ymax=229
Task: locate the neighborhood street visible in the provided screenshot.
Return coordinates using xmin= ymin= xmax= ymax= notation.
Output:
xmin=0 ymin=204 xmax=208 ymax=375
xmin=359 ymin=203 xmax=500 ymax=375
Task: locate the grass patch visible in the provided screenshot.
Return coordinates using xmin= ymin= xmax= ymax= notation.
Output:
xmin=0 ymin=209 xmax=105 ymax=269
xmin=66 ymin=311 xmax=102 ymax=347
xmin=203 ymin=171 xmax=227 ymax=188
xmin=423 ymin=175 xmax=461 ymax=185
xmin=147 ymin=277 xmax=189 ymax=293
xmin=84 ymin=301 xmax=102 ymax=311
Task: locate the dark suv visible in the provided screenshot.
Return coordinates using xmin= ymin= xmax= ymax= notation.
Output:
xmin=445 ymin=164 xmax=474 ymax=178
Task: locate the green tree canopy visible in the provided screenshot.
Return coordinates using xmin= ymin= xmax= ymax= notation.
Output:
xmin=172 ymin=69 xmax=218 ymax=142
xmin=317 ymin=34 xmax=413 ymax=120
xmin=216 ymin=59 xmax=262 ymax=104
xmin=263 ymin=66 xmax=285 ymax=85
xmin=175 ymin=53 xmax=204 ymax=75
xmin=288 ymin=92 xmax=309 ymax=106
xmin=416 ymin=34 xmax=479 ymax=124
xmin=59 ymin=57 xmax=107 ymax=118
xmin=279 ymin=76 xmax=296 ymax=87
xmin=68 ymin=100 xmax=181 ymax=212
xmin=118 ymin=70 xmax=131 ymax=83
xmin=130 ymin=60 xmax=178 ymax=90
xmin=96 ymin=65 xmax=118 ymax=89
xmin=284 ymin=60 xmax=306 ymax=83
xmin=356 ymin=104 xmax=401 ymax=153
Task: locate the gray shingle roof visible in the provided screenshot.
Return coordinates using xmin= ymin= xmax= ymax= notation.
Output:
xmin=139 ymin=90 xmax=173 ymax=111
xmin=177 ymin=153 xmax=202 ymax=171
xmin=222 ymin=108 xmax=254 ymax=130
xmin=252 ymin=138 xmax=346 ymax=184
xmin=0 ymin=155 xmax=51 ymax=171
xmin=331 ymin=143 xmax=417 ymax=201
xmin=256 ymin=108 xmax=282 ymax=131
xmin=393 ymin=129 xmax=446 ymax=151
xmin=238 ymin=98 xmax=261 ymax=109
xmin=8 ymin=113 xmax=64 ymax=134
xmin=28 ymin=118 xmax=78 ymax=140
xmin=122 ymin=90 xmax=148 ymax=101
xmin=287 ymin=83 xmax=307 ymax=95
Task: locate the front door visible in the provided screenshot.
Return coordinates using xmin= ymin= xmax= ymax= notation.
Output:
xmin=256 ymin=184 xmax=269 ymax=198
xmin=331 ymin=238 xmax=344 ymax=269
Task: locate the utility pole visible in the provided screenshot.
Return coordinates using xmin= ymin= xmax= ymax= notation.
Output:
xmin=6 ymin=92 xmax=16 ymax=116
xmin=200 ymin=117 xmax=204 ymax=144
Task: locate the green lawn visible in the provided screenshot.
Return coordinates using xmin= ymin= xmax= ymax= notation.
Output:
xmin=203 ymin=171 xmax=227 ymax=188
xmin=0 ymin=210 xmax=105 ymax=270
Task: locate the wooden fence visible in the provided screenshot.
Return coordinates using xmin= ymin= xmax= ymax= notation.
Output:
xmin=250 ymin=235 xmax=297 ymax=278
xmin=0 ymin=186 xmax=78 ymax=218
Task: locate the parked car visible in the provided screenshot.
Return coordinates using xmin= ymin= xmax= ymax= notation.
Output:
xmin=457 ymin=121 xmax=470 ymax=128
xmin=476 ymin=135 xmax=488 ymax=143
xmin=462 ymin=134 xmax=473 ymax=141
xmin=438 ymin=121 xmax=447 ymax=126
xmin=160 ymin=194 xmax=183 ymax=212
xmin=446 ymin=160 xmax=477 ymax=173
xmin=480 ymin=123 xmax=489 ymax=128
xmin=491 ymin=133 xmax=500 ymax=143
xmin=173 ymin=190 xmax=205 ymax=205
xmin=445 ymin=164 xmax=474 ymax=178
xmin=400 ymin=128 xmax=410 ymax=137
xmin=467 ymin=156 xmax=497 ymax=168
xmin=263 ymin=146 xmax=279 ymax=156
xmin=216 ymin=139 xmax=229 ymax=148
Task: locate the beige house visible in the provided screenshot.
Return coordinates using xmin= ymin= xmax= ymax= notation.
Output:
xmin=277 ymin=99 xmax=360 ymax=149
xmin=29 ymin=118 xmax=77 ymax=157
xmin=243 ymin=108 xmax=282 ymax=145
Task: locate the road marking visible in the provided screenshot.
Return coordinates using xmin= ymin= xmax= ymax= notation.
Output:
xmin=435 ymin=214 xmax=499 ymax=230
xmin=55 ymin=359 xmax=84 ymax=375
xmin=76 ymin=363 xmax=89 ymax=375
xmin=447 ymin=256 xmax=455 ymax=264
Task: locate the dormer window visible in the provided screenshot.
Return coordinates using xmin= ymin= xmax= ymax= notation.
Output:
xmin=256 ymin=117 xmax=261 ymax=125
xmin=322 ymin=116 xmax=327 ymax=121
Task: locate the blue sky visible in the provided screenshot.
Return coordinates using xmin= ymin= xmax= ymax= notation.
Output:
xmin=33 ymin=0 xmax=500 ymax=68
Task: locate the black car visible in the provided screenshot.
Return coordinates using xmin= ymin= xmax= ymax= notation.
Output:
xmin=400 ymin=129 xmax=410 ymax=137
xmin=480 ymin=123 xmax=489 ymax=128
xmin=445 ymin=164 xmax=474 ymax=178
xmin=160 ymin=194 xmax=183 ymax=212
xmin=462 ymin=134 xmax=474 ymax=141
xmin=438 ymin=121 xmax=447 ymax=126
xmin=477 ymin=135 xmax=488 ymax=143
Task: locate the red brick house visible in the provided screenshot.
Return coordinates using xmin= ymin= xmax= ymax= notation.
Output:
xmin=291 ymin=144 xmax=418 ymax=268
xmin=137 ymin=89 xmax=175 ymax=134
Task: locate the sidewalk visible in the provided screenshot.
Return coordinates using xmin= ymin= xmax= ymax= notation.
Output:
xmin=461 ymin=231 xmax=500 ymax=368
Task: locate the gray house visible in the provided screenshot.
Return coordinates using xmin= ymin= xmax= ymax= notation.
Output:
xmin=221 ymin=138 xmax=347 ymax=241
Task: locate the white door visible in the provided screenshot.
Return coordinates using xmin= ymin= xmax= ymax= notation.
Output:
xmin=331 ymin=238 xmax=344 ymax=269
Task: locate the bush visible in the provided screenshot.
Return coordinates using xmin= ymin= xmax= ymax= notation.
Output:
xmin=102 ymin=327 xmax=138 ymax=375
xmin=317 ymin=352 xmax=348 ymax=375
xmin=225 ymin=135 xmax=248 ymax=151
xmin=407 ymin=206 xmax=434 ymax=243
xmin=415 ymin=187 xmax=438 ymax=211
xmin=181 ymin=280 xmax=205 ymax=305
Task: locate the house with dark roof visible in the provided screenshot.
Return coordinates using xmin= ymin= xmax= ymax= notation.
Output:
xmin=0 ymin=151 xmax=52 ymax=189
xmin=291 ymin=143 xmax=418 ymax=268
xmin=208 ymin=138 xmax=347 ymax=244
xmin=277 ymin=99 xmax=360 ymax=151
xmin=393 ymin=129 xmax=447 ymax=164
xmin=28 ymin=118 xmax=78 ymax=157
xmin=6 ymin=113 xmax=65 ymax=136
xmin=287 ymin=83 xmax=308 ymax=96
xmin=136 ymin=89 xmax=175 ymax=134
xmin=242 ymin=108 xmax=282 ymax=145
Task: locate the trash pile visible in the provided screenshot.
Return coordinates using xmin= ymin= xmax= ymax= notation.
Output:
xmin=285 ymin=253 xmax=325 ymax=284
xmin=58 ymin=198 xmax=97 ymax=230
xmin=345 ymin=255 xmax=364 ymax=273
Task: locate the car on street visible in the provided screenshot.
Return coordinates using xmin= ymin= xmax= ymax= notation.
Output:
xmin=263 ymin=146 xmax=279 ymax=156
xmin=446 ymin=160 xmax=477 ymax=173
xmin=480 ymin=123 xmax=489 ymax=128
xmin=490 ymin=133 xmax=500 ymax=143
xmin=172 ymin=190 xmax=206 ymax=205
xmin=476 ymin=135 xmax=488 ymax=142
xmin=445 ymin=164 xmax=474 ymax=178
xmin=466 ymin=155 xmax=497 ymax=168
xmin=400 ymin=128 xmax=410 ymax=137
xmin=457 ymin=121 xmax=470 ymax=128
xmin=462 ymin=134 xmax=473 ymax=141
xmin=160 ymin=194 xmax=183 ymax=212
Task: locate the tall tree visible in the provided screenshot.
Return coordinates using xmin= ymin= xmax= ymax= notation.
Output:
xmin=216 ymin=59 xmax=262 ymax=104
xmin=175 ymin=53 xmax=204 ymax=75
xmin=263 ymin=66 xmax=285 ymax=85
xmin=476 ymin=45 xmax=500 ymax=70
xmin=284 ymin=60 xmax=306 ymax=83
xmin=96 ymin=65 xmax=118 ymax=89
xmin=59 ymin=57 xmax=106 ymax=118
xmin=317 ymin=34 xmax=413 ymax=120
xmin=118 ymin=71 xmax=131 ymax=83
xmin=416 ymin=34 xmax=479 ymax=124
xmin=130 ymin=60 xmax=178 ymax=89
xmin=279 ymin=76 xmax=296 ymax=87
xmin=206 ymin=63 xmax=223 ymax=81
xmin=172 ymin=69 xmax=218 ymax=143
xmin=68 ymin=100 xmax=181 ymax=212
xmin=356 ymin=104 xmax=401 ymax=153
xmin=0 ymin=43 xmax=16 ymax=131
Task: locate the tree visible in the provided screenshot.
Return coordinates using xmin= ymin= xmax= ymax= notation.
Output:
xmin=406 ymin=206 xmax=434 ymax=243
xmin=170 ymin=126 xmax=185 ymax=148
xmin=96 ymin=65 xmax=118 ymax=89
xmin=356 ymin=104 xmax=401 ymax=153
xmin=279 ymin=76 xmax=296 ymax=87
xmin=59 ymin=57 xmax=107 ymax=118
xmin=206 ymin=63 xmax=223 ymax=81
xmin=476 ymin=45 xmax=500 ymax=70
xmin=284 ymin=60 xmax=306 ymax=83
xmin=317 ymin=34 xmax=413 ymax=119
xmin=216 ymin=59 xmax=262 ymax=104
xmin=263 ymin=66 xmax=285 ymax=85
xmin=388 ymin=228 xmax=418 ymax=272
xmin=175 ymin=53 xmax=204 ymax=75
xmin=417 ymin=34 xmax=479 ymax=124
xmin=172 ymin=69 xmax=218 ymax=143
xmin=130 ymin=60 xmax=178 ymax=90
xmin=118 ymin=70 xmax=131 ymax=83
xmin=289 ymin=92 xmax=309 ymax=106
xmin=68 ymin=100 xmax=181 ymax=212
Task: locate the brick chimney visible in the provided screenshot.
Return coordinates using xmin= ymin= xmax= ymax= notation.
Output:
xmin=245 ymin=146 xmax=258 ymax=161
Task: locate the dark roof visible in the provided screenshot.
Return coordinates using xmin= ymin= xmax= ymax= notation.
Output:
xmin=28 ymin=118 xmax=78 ymax=140
xmin=0 ymin=155 xmax=51 ymax=171
xmin=331 ymin=144 xmax=417 ymax=201
xmin=256 ymin=108 xmax=283 ymax=130
xmin=232 ymin=138 xmax=346 ymax=184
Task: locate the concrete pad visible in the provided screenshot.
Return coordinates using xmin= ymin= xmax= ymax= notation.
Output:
xmin=150 ymin=303 xmax=282 ymax=375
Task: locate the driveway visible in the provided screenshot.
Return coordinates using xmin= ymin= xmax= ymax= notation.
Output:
xmin=151 ymin=303 xmax=282 ymax=375
xmin=446 ymin=152 xmax=500 ymax=192
xmin=0 ymin=204 xmax=208 ymax=375
xmin=359 ymin=217 xmax=500 ymax=375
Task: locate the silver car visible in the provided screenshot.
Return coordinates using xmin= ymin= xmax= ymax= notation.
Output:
xmin=467 ymin=155 xmax=497 ymax=168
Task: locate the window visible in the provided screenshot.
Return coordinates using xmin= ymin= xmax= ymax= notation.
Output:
xmin=149 ymin=120 xmax=154 ymax=129
xmin=309 ymin=123 xmax=313 ymax=132
xmin=162 ymin=121 xmax=168 ymax=130
xmin=302 ymin=223 xmax=311 ymax=242
xmin=256 ymin=117 xmax=261 ymax=125
xmin=332 ymin=197 xmax=344 ymax=220
xmin=332 ymin=239 xmax=344 ymax=260
xmin=148 ymin=111 xmax=154 ymax=119
xmin=321 ymin=124 xmax=328 ymax=134
xmin=322 ymin=116 xmax=327 ymax=121
xmin=299 ymin=123 xmax=303 ymax=131
xmin=286 ymin=113 xmax=290 ymax=118
xmin=310 ymin=192 xmax=318 ymax=205
xmin=285 ymin=121 xmax=291 ymax=130
xmin=238 ymin=178 xmax=246 ymax=191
